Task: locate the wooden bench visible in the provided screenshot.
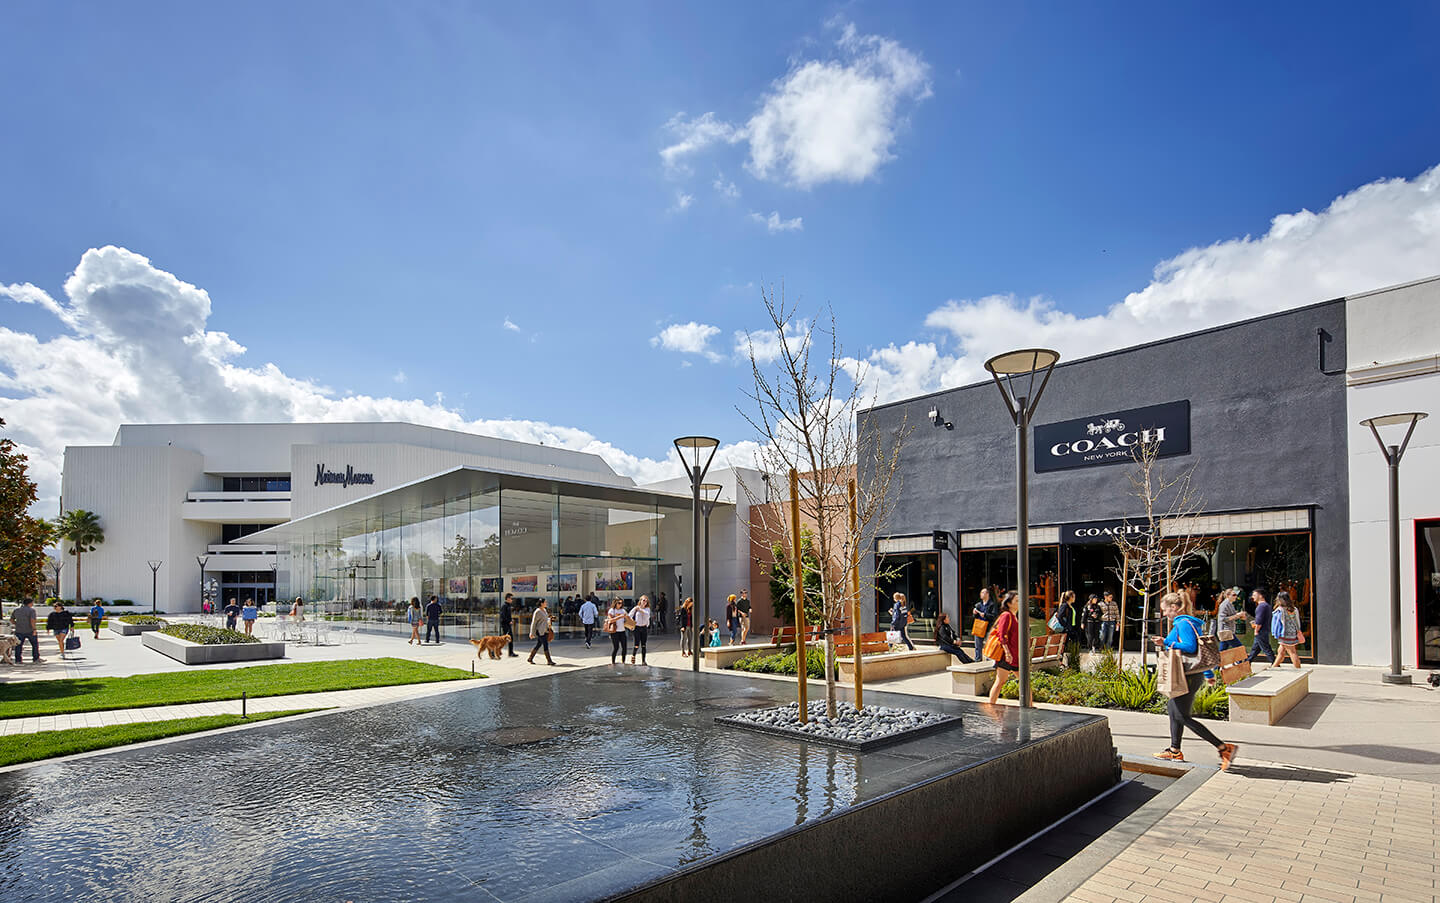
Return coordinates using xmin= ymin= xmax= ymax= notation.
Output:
xmin=948 ymin=633 xmax=1070 ymax=696
xmin=834 ymin=632 xmax=890 ymax=658
xmin=1227 ymin=667 xmax=1310 ymax=724
xmin=771 ymin=626 xmax=827 ymax=645
xmin=1217 ymin=645 xmax=1252 ymax=685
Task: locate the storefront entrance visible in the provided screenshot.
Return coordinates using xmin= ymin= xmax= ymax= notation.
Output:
xmin=1418 ymin=519 xmax=1440 ymax=669
xmin=875 ymin=552 xmax=940 ymax=641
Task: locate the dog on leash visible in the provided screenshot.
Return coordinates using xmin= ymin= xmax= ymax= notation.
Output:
xmin=0 ymin=635 xmax=19 ymax=665
xmin=470 ymin=635 xmax=511 ymax=660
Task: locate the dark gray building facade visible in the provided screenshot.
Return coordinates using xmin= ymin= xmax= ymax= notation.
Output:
xmin=860 ymin=298 xmax=1351 ymax=664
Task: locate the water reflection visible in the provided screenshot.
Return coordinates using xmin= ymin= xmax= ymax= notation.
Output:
xmin=0 ymin=670 xmax=1094 ymax=903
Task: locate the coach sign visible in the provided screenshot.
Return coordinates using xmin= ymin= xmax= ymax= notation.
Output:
xmin=1061 ymin=519 xmax=1153 ymax=544
xmin=1034 ymin=400 xmax=1190 ymax=473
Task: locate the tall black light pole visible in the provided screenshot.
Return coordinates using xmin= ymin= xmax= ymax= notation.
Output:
xmin=196 ymin=554 xmax=210 ymax=613
xmin=674 ymin=436 xmax=719 ymax=673
xmin=700 ymin=482 xmax=723 ymax=647
xmin=1360 ymin=411 xmax=1427 ymax=685
xmin=147 ymin=560 xmax=162 ymax=614
xmin=984 ymin=348 xmax=1060 ymax=709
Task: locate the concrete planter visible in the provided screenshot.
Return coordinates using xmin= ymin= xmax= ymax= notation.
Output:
xmin=142 ymin=631 xmax=286 ymax=665
xmin=110 ymin=621 xmax=165 ymax=636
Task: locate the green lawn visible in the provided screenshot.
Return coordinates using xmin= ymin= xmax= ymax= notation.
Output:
xmin=0 ymin=709 xmax=319 ymax=767
xmin=0 ymin=657 xmax=481 ymax=719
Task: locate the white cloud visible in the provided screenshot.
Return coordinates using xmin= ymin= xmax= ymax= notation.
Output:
xmin=671 ymin=191 xmax=695 ymax=212
xmin=0 ymin=247 xmax=756 ymax=513
xmin=392 ymin=370 xmax=407 ymax=384
xmin=735 ymin=318 xmax=811 ymax=365
xmin=713 ymin=175 xmax=740 ymax=199
xmin=650 ymin=321 xmax=724 ymax=362
xmin=503 ymin=317 xmax=521 ymax=332
xmin=658 ymin=21 xmax=931 ymax=189
xmin=843 ymin=164 xmax=1440 ymax=403
xmin=749 ymin=211 xmax=804 ymax=233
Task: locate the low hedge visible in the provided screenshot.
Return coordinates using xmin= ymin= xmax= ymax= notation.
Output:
xmin=117 ymin=614 xmax=167 ymax=625
xmin=729 ymin=646 xmax=828 ymax=679
xmin=159 ymin=624 xmax=260 ymax=645
xmin=996 ymin=666 xmax=1229 ymax=719
xmin=111 ymin=599 xmax=135 ymax=606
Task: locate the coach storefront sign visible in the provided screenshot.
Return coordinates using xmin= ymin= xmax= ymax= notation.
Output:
xmin=314 ymin=464 xmax=375 ymax=488
xmin=1034 ymin=400 xmax=1191 ymax=473
xmin=1061 ymin=519 xmax=1152 ymax=545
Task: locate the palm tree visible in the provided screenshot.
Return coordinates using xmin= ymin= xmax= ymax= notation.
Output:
xmin=55 ymin=509 xmax=104 ymax=604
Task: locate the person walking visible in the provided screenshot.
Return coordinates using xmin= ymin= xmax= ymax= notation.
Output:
xmin=424 ymin=595 xmax=443 ymax=644
xmin=499 ymin=593 xmax=518 ymax=657
xmin=48 ymin=602 xmax=75 ymax=660
xmin=222 ymin=597 xmax=239 ymax=632
xmin=289 ymin=596 xmax=305 ymax=623
xmin=1270 ymin=591 xmax=1304 ymax=668
xmin=737 ymin=589 xmax=752 ymax=644
xmin=1083 ymin=594 xmax=1104 ymax=652
xmin=1246 ymin=589 xmax=1275 ymax=663
xmin=678 ymin=597 xmax=694 ymax=655
xmin=987 ymin=592 xmax=1021 ymax=705
xmin=527 ymin=598 xmax=555 ymax=665
xmin=604 ymin=598 xmax=628 ymax=664
xmin=241 ymin=598 xmax=259 ymax=636
xmin=935 ymin=612 xmax=974 ymax=664
xmin=890 ymin=592 xmax=915 ymax=651
xmin=972 ymin=587 xmax=999 ymax=660
xmin=1055 ymin=590 xmax=1083 ymax=648
xmin=88 ymin=599 xmax=106 ymax=639
xmin=1152 ymin=592 xmax=1238 ymax=769
xmin=1100 ymin=590 xmax=1120 ymax=650
xmin=655 ymin=591 xmax=668 ymax=633
xmin=1214 ymin=587 xmax=1247 ymax=653
xmin=724 ymin=595 xmax=740 ymax=645
xmin=579 ymin=594 xmax=598 ymax=648
xmin=629 ymin=595 xmax=652 ymax=665
xmin=406 ymin=597 xmax=423 ymax=644
xmin=11 ymin=599 xmax=41 ymax=664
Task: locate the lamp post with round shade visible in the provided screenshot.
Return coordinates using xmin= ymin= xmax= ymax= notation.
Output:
xmin=984 ymin=348 xmax=1060 ymax=709
xmin=674 ymin=436 xmax=719 ymax=671
xmin=1359 ymin=411 xmax=1427 ymax=685
xmin=700 ymin=482 xmax=723 ymax=646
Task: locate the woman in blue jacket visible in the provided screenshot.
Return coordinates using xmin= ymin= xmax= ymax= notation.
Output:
xmin=1153 ymin=592 xmax=1238 ymax=769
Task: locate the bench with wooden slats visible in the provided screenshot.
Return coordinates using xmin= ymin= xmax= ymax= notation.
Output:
xmin=833 ymin=631 xmax=890 ymax=658
xmin=771 ymin=626 xmax=826 ymax=646
xmin=1218 ymin=645 xmax=1252 ymax=684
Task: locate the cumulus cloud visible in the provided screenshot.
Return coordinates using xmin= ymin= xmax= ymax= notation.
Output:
xmin=392 ymin=370 xmax=407 ymax=384
xmin=671 ymin=191 xmax=695 ymax=212
xmin=713 ymin=175 xmax=740 ymax=199
xmin=735 ymin=318 xmax=811 ymax=366
xmin=0 ymin=248 xmax=758 ymax=513
xmin=651 ymin=321 xmax=724 ymax=362
xmin=749 ymin=211 xmax=804 ymax=233
xmin=659 ymin=21 xmax=931 ymax=189
xmin=503 ymin=317 xmax=521 ymax=332
xmin=843 ymin=164 xmax=1440 ymax=403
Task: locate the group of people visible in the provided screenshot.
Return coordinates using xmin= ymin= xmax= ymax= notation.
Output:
xmin=220 ymin=596 xmax=263 ymax=634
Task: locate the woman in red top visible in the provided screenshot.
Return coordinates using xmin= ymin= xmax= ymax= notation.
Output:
xmin=987 ymin=591 xmax=1022 ymax=705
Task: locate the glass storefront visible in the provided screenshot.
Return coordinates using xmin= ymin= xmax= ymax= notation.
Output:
xmin=1418 ymin=519 xmax=1440 ymax=669
xmin=959 ymin=547 xmax=1060 ymax=638
xmin=875 ymin=552 xmax=940 ymax=640
xmin=261 ymin=470 xmax=692 ymax=640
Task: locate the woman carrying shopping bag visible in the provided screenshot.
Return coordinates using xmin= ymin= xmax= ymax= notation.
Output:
xmin=985 ymin=592 xmax=1021 ymax=705
xmin=1270 ymin=591 xmax=1304 ymax=669
xmin=1152 ymin=592 xmax=1237 ymax=769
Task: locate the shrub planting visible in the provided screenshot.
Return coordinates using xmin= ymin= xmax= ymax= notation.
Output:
xmin=159 ymin=624 xmax=260 ymax=645
xmin=117 ymin=614 xmax=166 ymax=625
xmin=729 ymin=646 xmax=828 ymax=679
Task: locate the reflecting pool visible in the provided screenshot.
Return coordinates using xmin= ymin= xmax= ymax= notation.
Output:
xmin=0 ymin=669 xmax=1097 ymax=902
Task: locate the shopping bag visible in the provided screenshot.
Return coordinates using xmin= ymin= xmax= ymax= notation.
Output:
xmin=1157 ymin=647 xmax=1187 ymax=698
xmin=971 ymin=618 xmax=990 ymax=638
xmin=983 ymin=630 xmax=1005 ymax=662
xmin=1180 ymin=634 xmax=1221 ymax=674
xmin=1047 ymin=613 xmax=1064 ymax=633
xmin=885 ymin=630 xmax=901 ymax=645
xmin=66 ymin=634 xmax=81 ymax=651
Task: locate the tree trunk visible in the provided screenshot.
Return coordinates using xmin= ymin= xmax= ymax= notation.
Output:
xmin=74 ymin=550 xmax=82 ymax=605
xmin=824 ymin=633 xmax=837 ymax=717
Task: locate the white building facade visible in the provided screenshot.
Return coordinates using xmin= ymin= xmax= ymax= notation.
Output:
xmin=1345 ymin=275 xmax=1440 ymax=669
xmin=60 ymin=423 xmax=755 ymax=629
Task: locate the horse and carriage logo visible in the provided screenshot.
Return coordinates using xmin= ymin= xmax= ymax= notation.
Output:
xmin=1085 ymin=418 xmax=1126 ymax=436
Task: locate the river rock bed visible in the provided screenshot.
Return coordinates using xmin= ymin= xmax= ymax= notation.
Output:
xmin=716 ymin=700 xmax=961 ymax=751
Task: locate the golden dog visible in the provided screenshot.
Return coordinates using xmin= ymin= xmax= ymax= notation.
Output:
xmin=470 ymin=635 xmax=510 ymax=660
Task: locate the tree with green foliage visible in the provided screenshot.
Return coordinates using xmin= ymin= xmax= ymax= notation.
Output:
xmin=55 ymin=508 xmax=105 ymax=604
xmin=0 ymin=419 xmax=53 ymax=607
xmin=767 ymin=527 xmax=824 ymax=626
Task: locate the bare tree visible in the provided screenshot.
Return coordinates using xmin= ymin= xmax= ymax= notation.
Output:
xmin=1111 ymin=437 xmax=1210 ymax=669
xmin=737 ymin=286 xmax=909 ymax=715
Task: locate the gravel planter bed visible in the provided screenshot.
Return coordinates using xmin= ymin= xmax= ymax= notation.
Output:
xmin=716 ymin=700 xmax=961 ymax=751
xmin=142 ymin=631 xmax=285 ymax=665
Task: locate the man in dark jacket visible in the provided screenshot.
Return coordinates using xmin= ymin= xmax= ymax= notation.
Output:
xmin=1247 ymin=590 xmax=1274 ymax=663
xmin=499 ymin=593 xmax=517 ymax=657
xmin=424 ymin=595 xmax=443 ymax=644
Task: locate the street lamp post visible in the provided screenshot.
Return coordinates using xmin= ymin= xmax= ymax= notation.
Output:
xmin=674 ymin=436 xmax=719 ymax=673
xmin=147 ymin=560 xmax=163 ymax=614
xmin=196 ymin=555 xmax=210 ymax=614
xmin=1360 ymin=411 xmax=1428 ymax=686
xmin=700 ymin=483 xmax=723 ymax=646
xmin=985 ymin=348 xmax=1060 ymax=709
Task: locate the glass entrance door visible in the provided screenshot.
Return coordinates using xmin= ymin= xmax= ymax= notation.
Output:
xmin=1418 ymin=520 xmax=1440 ymax=669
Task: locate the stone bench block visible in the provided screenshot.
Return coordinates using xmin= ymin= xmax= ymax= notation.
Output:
xmin=1228 ymin=667 xmax=1310 ymax=725
xmin=836 ymin=649 xmax=952 ymax=681
xmin=703 ymin=643 xmax=781 ymax=669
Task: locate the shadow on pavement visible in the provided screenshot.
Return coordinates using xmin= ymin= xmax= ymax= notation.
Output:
xmin=1225 ymin=763 xmax=1353 ymax=783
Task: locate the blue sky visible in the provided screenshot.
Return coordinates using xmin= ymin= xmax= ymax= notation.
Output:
xmin=3 ymin=2 xmax=1440 ymax=508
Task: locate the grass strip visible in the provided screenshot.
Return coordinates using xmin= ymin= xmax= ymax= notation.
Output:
xmin=0 ymin=709 xmax=320 ymax=767
xmin=0 ymin=657 xmax=480 ymax=719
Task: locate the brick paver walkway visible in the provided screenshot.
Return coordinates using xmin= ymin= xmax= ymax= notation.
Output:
xmin=1070 ymin=762 xmax=1440 ymax=903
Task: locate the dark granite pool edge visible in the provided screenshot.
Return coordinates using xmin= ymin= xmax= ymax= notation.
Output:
xmin=608 ymin=714 xmax=1120 ymax=903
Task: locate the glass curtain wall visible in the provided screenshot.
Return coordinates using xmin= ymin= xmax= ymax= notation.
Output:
xmin=959 ymin=547 xmax=1061 ymax=638
xmin=279 ymin=479 xmax=679 ymax=641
